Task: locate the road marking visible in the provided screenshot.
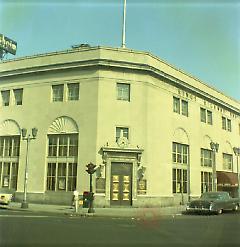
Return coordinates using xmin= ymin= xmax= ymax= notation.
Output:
xmin=0 ymin=215 xmax=49 ymax=218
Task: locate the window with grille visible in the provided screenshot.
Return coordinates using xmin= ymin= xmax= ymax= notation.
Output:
xmin=173 ymin=97 xmax=180 ymax=114
xmin=222 ymin=117 xmax=226 ymax=130
xmin=181 ymin=100 xmax=188 ymax=116
xmin=67 ymin=83 xmax=79 ymax=101
xmin=172 ymin=168 xmax=188 ymax=193
xmin=201 ymin=148 xmax=213 ymax=167
xmin=1 ymin=90 xmax=10 ymax=106
xmin=48 ymin=134 xmax=78 ymax=157
xmin=13 ymin=88 xmax=23 ymax=105
xmin=172 ymin=142 xmax=189 ymax=164
xmin=52 ymin=84 xmax=64 ymax=102
xmin=0 ymin=136 xmax=20 ymax=158
xmin=46 ymin=134 xmax=78 ymax=192
xmin=173 ymin=97 xmax=188 ymax=116
xmin=0 ymin=136 xmax=20 ymax=190
xmin=46 ymin=162 xmax=77 ymax=191
xmin=200 ymin=108 xmax=212 ymax=125
xmin=223 ymin=153 xmax=233 ymax=170
xmin=116 ymin=83 xmax=130 ymax=101
xmin=201 ymin=171 xmax=212 ymax=193
xmin=0 ymin=162 xmax=18 ymax=189
xmin=227 ymin=119 xmax=232 ymax=132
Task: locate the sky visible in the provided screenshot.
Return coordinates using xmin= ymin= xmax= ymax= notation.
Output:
xmin=0 ymin=0 xmax=239 ymax=101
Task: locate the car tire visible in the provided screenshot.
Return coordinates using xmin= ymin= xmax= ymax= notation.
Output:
xmin=232 ymin=204 xmax=239 ymax=211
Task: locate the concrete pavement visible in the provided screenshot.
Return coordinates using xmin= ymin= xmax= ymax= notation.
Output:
xmin=3 ymin=201 xmax=186 ymax=218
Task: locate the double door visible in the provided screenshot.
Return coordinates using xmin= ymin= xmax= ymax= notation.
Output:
xmin=110 ymin=162 xmax=132 ymax=206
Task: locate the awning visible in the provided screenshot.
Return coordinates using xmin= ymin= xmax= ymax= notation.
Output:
xmin=217 ymin=171 xmax=238 ymax=187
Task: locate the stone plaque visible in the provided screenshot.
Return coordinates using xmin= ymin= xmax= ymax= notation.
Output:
xmin=96 ymin=178 xmax=106 ymax=193
xmin=137 ymin=179 xmax=147 ymax=195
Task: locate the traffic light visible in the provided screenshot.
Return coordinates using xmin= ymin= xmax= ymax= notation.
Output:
xmin=86 ymin=162 xmax=97 ymax=175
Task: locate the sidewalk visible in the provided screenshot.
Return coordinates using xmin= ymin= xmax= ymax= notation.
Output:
xmin=4 ymin=202 xmax=186 ymax=218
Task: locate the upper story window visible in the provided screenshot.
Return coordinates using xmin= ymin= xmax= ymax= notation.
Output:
xmin=48 ymin=134 xmax=78 ymax=157
xmin=1 ymin=90 xmax=10 ymax=106
xmin=200 ymin=108 xmax=212 ymax=125
xmin=200 ymin=148 xmax=213 ymax=167
xmin=0 ymin=136 xmax=20 ymax=157
xmin=173 ymin=97 xmax=188 ymax=116
xmin=116 ymin=127 xmax=129 ymax=142
xmin=52 ymin=84 xmax=64 ymax=102
xmin=222 ymin=117 xmax=226 ymax=130
xmin=13 ymin=89 xmax=23 ymax=105
xmin=227 ymin=119 xmax=232 ymax=132
xmin=116 ymin=83 xmax=130 ymax=101
xmin=67 ymin=83 xmax=79 ymax=101
xmin=223 ymin=153 xmax=233 ymax=170
xmin=172 ymin=142 xmax=189 ymax=165
xmin=222 ymin=116 xmax=231 ymax=132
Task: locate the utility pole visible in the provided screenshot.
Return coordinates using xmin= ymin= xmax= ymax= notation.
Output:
xmin=122 ymin=0 xmax=127 ymax=48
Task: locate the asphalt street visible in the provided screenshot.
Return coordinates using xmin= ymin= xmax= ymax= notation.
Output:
xmin=0 ymin=209 xmax=239 ymax=247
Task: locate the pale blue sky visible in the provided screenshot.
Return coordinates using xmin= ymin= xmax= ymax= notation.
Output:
xmin=0 ymin=0 xmax=239 ymax=100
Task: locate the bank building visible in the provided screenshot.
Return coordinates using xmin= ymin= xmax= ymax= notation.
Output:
xmin=0 ymin=46 xmax=239 ymax=207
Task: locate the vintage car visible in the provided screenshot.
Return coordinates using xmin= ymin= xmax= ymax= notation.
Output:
xmin=186 ymin=191 xmax=240 ymax=215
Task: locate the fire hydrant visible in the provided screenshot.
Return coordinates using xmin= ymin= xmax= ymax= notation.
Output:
xmin=73 ymin=190 xmax=79 ymax=213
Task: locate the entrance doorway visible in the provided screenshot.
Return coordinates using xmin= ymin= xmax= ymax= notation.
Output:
xmin=110 ymin=162 xmax=132 ymax=206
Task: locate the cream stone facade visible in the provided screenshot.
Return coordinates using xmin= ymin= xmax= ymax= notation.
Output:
xmin=0 ymin=46 xmax=239 ymax=207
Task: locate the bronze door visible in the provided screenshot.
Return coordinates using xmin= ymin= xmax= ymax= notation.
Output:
xmin=110 ymin=163 xmax=132 ymax=206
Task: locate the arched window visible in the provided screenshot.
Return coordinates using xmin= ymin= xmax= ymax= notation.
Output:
xmin=46 ymin=116 xmax=79 ymax=192
xmin=0 ymin=120 xmax=21 ymax=190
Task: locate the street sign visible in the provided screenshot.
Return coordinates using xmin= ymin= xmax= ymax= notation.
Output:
xmin=0 ymin=34 xmax=17 ymax=55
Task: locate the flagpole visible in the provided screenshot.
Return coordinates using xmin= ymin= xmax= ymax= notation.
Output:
xmin=122 ymin=0 xmax=127 ymax=48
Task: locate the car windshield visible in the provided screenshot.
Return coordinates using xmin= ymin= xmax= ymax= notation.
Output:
xmin=200 ymin=193 xmax=223 ymax=200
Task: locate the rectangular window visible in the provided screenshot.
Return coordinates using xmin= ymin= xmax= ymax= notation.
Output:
xmin=172 ymin=168 xmax=188 ymax=193
xmin=181 ymin=100 xmax=188 ymax=116
xmin=13 ymin=88 xmax=23 ymax=105
xmin=52 ymin=84 xmax=64 ymax=102
xmin=223 ymin=153 xmax=233 ymax=170
xmin=200 ymin=108 xmax=212 ymax=125
xmin=69 ymin=135 xmax=78 ymax=156
xmin=57 ymin=163 xmax=66 ymax=190
xmin=47 ymin=163 xmax=56 ymax=191
xmin=4 ymin=137 xmax=12 ymax=157
xmin=207 ymin=110 xmax=213 ymax=125
xmin=2 ymin=162 xmax=10 ymax=187
xmin=67 ymin=163 xmax=77 ymax=191
xmin=116 ymin=127 xmax=129 ymax=142
xmin=58 ymin=135 xmax=68 ymax=157
xmin=0 ymin=138 xmax=4 ymax=157
xmin=48 ymin=134 xmax=78 ymax=157
xmin=116 ymin=83 xmax=130 ymax=101
xmin=67 ymin=83 xmax=79 ymax=101
xmin=201 ymin=171 xmax=212 ymax=193
xmin=200 ymin=108 xmax=206 ymax=123
xmin=172 ymin=142 xmax=189 ymax=165
xmin=12 ymin=137 xmax=20 ymax=157
xmin=48 ymin=135 xmax=58 ymax=157
xmin=222 ymin=117 xmax=226 ymax=130
xmin=1 ymin=90 xmax=10 ymax=106
xmin=46 ymin=162 xmax=77 ymax=192
xmin=173 ymin=97 xmax=180 ymax=114
xmin=11 ymin=162 xmax=18 ymax=189
xmin=201 ymin=148 xmax=213 ymax=167
xmin=227 ymin=119 xmax=232 ymax=132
